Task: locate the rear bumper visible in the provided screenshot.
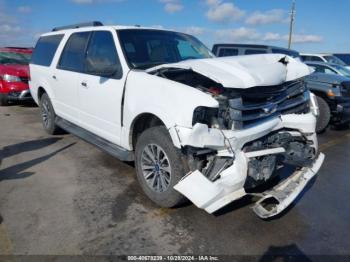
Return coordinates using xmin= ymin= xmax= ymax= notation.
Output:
xmin=7 ymin=89 xmax=33 ymax=101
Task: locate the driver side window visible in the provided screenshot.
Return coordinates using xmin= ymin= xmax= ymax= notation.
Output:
xmin=85 ymin=31 xmax=123 ymax=79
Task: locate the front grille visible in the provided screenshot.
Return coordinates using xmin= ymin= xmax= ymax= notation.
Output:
xmin=19 ymin=76 xmax=29 ymax=84
xmin=228 ymin=80 xmax=310 ymax=129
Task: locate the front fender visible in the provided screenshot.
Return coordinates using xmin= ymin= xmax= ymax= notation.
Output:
xmin=120 ymin=70 xmax=218 ymax=150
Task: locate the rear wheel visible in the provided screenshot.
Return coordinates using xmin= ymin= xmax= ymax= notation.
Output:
xmin=40 ymin=93 xmax=60 ymax=135
xmin=135 ymin=126 xmax=188 ymax=208
xmin=316 ymin=96 xmax=331 ymax=133
xmin=0 ymin=94 xmax=9 ymax=106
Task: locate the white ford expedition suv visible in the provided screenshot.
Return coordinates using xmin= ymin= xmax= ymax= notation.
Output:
xmin=29 ymin=22 xmax=324 ymax=218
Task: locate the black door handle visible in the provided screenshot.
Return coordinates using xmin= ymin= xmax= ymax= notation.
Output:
xmin=81 ymin=82 xmax=87 ymax=87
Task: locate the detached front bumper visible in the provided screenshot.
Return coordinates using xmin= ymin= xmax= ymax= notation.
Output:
xmin=252 ymin=152 xmax=324 ymax=218
xmin=175 ymin=151 xmax=324 ymax=219
xmin=172 ymin=111 xmax=324 ymax=218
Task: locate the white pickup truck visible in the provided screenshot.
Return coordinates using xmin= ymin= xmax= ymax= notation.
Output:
xmin=29 ymin=22 xmax=324 ymax=218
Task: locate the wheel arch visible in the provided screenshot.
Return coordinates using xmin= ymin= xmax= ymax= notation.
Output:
xmin=311 ymin=90 xmax=330 ymax=101
xmin=129 ymin=113 xmax=167 ymax=150
xmin=37 ymin=86 xmax=47 ymax=101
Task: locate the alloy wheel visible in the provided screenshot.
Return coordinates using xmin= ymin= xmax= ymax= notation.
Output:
xmin=140 ymin=144 xmax=172 ymax=193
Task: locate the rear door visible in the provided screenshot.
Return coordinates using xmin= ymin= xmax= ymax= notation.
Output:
xmin=77 ymin=30 xmax=125 ymax=145
xmin=53 ymin=31 xmax=91 ymax=124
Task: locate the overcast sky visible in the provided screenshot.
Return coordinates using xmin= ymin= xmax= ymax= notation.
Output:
xmin=0 ymin=0 xmax=348 ymax=53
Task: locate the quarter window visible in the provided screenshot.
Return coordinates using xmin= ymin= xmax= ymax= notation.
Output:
xmin=58 ymin=32 xmax=90 ymax=72
xmin=31 ymin=34 xmax=63 ymax=66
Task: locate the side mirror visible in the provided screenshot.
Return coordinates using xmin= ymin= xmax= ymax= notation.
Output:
xmin=86 ymin=57 xmax=120 ymax=78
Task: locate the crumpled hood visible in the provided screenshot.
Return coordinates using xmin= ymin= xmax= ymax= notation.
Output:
xmin=148 ymin=54 xmax=313 ymax=89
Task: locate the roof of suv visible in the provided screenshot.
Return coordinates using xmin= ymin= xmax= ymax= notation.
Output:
xmin=41 ymin=25 xmax=177 ymax=37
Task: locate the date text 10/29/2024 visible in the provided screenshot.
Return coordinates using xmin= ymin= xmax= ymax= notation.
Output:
xmin=127 ymin=256 xmax=220 ymax=261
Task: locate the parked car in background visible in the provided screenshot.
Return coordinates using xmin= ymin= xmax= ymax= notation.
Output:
xmin=333 ymin=53 xmax=350 ymax=66
xmin=29 ymin=22 xmax=324 ymax=218
xmin=306 ymin=62 xmax=350 ymax=78
xmin=300 ymin=53 xmax=350 ymax=69
xmin=305 ymin=72 xmax=350 ymax=132
xmin=212 ymin=44 xmax=300 ymax=58
xmin=0 ymin=47 xmax=32 ymax=106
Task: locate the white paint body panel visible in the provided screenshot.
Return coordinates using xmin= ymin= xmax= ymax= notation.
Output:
xmin=120 ymin=70 xmax=218 ymax=149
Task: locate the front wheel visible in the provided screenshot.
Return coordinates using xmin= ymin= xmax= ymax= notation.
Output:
xmin=316 ymin=96 xmax=331 ymax=134
xmin=135 ymin=126 xmax=188 ymax=208
xmin=39 ymin=93 xmax=60 ymax=135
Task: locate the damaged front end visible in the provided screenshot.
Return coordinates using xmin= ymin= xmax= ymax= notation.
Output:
xmin=148 ymin=55 xmax=324 ymax=218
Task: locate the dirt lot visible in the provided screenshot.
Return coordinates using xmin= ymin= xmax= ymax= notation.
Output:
xmin=1 ymin=104 xmax=350 ymax=259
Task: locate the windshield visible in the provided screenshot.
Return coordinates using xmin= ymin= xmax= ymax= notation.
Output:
xmin=118 ymin=29 xmax=214 ymax=69
xmin=324 ymin=55 xmax=347 ymax=66
xmin=0 ymin=51 xmax=31 ymax=65
xmin=332 ymin=64 xmax=350 ymax=77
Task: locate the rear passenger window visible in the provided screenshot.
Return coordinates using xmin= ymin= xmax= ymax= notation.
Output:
xmin=218 ymin=48 xmax=238 ymax=57
xmin=58 ymin=32 xmax=90 ymax=72
xmin=31 ymin=34 xmax=63 ymax=66
xmin=245 ymin=49 xmax=267 ymax=55
xmin=85 ymin=31 xmax=122 ymax=78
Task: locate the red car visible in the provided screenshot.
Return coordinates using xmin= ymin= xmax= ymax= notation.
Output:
xmin=0 ymin=47 xmax=33 ymax=106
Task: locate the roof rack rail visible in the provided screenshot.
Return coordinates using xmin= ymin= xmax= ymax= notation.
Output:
xmin=52 ymin=21 xmax=103 ymax=32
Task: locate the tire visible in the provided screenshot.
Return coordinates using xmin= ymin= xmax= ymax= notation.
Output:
xmin=39 ymin=93 xmax=60 ymax=135
xmin=135 ymin=126 xmax=188 ymax=208
xmin=316 ymin=96 xmax=331 ymax=134
xmin=0 ymin=94 xmax=8 ymax=106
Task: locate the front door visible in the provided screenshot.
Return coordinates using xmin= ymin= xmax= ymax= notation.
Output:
xmin=77 ymin=30 xmax=125 ymax=145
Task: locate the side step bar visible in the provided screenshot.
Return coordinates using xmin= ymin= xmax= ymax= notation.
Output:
xmin=56 ymin=117 xmax=134 ymax=161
